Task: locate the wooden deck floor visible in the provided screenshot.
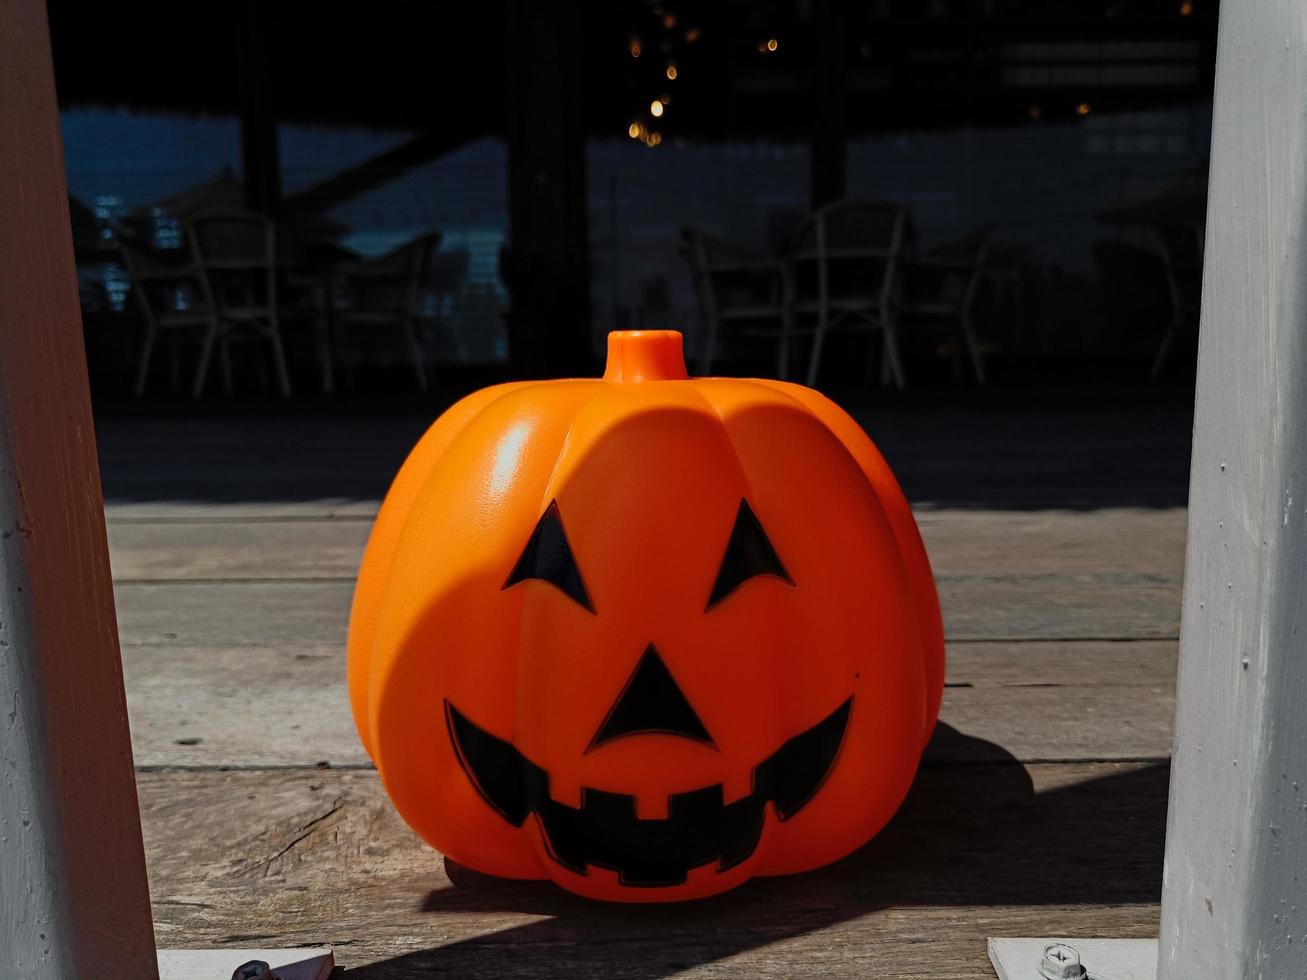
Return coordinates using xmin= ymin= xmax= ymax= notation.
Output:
xmin=100 ymin=405 xmax=1190 ymax=978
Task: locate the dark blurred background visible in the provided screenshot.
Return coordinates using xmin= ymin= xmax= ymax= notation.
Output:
xmin=50 ymin=0 xmax=1214 ymax=410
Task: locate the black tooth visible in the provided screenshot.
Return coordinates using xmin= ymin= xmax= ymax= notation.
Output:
xmin=668 ymin=783 xmax=725 ymax=823
xmin=717 ymin=795 xmax=768 ymax=872
xmin=538 ymin=796 xmax=589 ymax=875
xmin=578 ymin=790 xmax=681 ymax=884
xmin=582 ymin=787 xmax=639 ymax=823
xmin=615 ymin=861 xmax=689 ymax=887
xmin=668 ymin=784 xmax=728 ymax=871
xmin=753 ymin=699 xmax=853 ymax=820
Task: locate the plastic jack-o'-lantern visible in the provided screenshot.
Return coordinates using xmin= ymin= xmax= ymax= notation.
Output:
xmin=348 ymin=330 xmax=943 ymax=903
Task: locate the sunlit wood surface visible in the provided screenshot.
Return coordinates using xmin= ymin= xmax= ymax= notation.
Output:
xmin=101 ymin=405 xmax=1189 ymax=978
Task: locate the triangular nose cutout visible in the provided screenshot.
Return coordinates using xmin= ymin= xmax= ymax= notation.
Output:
xmin=588 ymin=645 xmax=715 ymax=752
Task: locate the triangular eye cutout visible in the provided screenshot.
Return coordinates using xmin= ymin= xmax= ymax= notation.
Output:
xmin=503 ymin=501 xmax=594 ymax=612
xmin=706 ymin=499 xmax=794 ymax=610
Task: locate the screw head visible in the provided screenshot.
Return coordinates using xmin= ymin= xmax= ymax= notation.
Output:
xmin=1039 ymin=943 xmax=1088 ymax=980
xmin=232 ymin=962 xmax=276 ymax=980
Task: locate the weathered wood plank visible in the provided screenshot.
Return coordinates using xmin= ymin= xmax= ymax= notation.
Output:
xmin=105 ymin=507 xmax=1186 ymax=581
xmin=112 ymin=572 xmax=1179 ymax=651
xmin=124 ymin=644 xmax=358 ymax=769
xmin=123 ymin=640 xmax=1175 ymax=768
xmin=139 ymin=762 xmax=1166 ymax=977
xmin=108 ymin=520 xmax=372 ymax=580
xmin=940 ymin=641 xmax=1176 ymax=763
xmin=937 ymin=572 xmax=1179 ymax=641
xmin=916 ymin=508 xmax=1186 ymax=577
xmin=115 ymin=581 xmax=352 ymax=647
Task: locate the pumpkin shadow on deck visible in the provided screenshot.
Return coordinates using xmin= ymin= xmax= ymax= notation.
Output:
xmin=346 ymin=723 xmax=1168 ymax=979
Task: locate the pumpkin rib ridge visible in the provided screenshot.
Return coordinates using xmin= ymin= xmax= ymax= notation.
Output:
xmin=736 ymin=380 xmax=877 ymax=478
xmin=355 ymin=380 xmax=546 ymax=756
xmin=420 ymin=380 xmax=588 ymax=735
xmin=676 ymin=379 xmax=757 ymax=476
xmin=351 ymin=381 xmax=530 ymax=755
xmin=711 ymin=378 xmax=916 ymax=580
xmin=706 ymin=380 xmax=934 ymax=807
xmin=752 ymin=380 xmax=944 ymax=746
xmin=720 ymin=376 xmax=815 ymax=412
xmin=674 ymin=381 xmax=769 ymax=574
xmin=413 ymin=380 xmax=602 ymax=857
xmin=533 ymin=405 xmax=586 ymax=528
xmin=702 ymin=380 xmax=896 ymax=516
xmin=741 ymin=380 xmax=913 ymax=577
xmin=696 ymin=381 xmax=914 ymax=596
xmin=509 ymin=393 xmax=591 ymax=874
xmin=676 ymin=379 xmax=812 ymax=876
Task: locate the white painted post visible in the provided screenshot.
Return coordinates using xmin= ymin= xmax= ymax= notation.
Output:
xmin=1158 ymin=2 xmax=1307 ymax=977
xmin=0 ymin=1 xmax=159 ymax=977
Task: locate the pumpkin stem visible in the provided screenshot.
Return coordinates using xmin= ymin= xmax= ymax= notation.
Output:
xmin=603 ymin=330 xmax=689 ymax=382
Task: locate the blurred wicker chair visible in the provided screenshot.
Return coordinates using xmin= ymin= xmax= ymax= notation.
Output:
xmin=119 ymin=236 xmax=215 ymax=397
xmin=680 ymin=228 xmax=792 ymax=377
xmin=899 ymin=228 xmax=993 ymax=384
xmin=788 ymin=200 xmax=910 ymax=388
xmin=188 ymin=212 xmax=291 ymax=398
xmin=332 ymin=232 xmax=440 ymax=391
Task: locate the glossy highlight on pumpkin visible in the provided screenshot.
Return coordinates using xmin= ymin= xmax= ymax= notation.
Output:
xmin=348 ymin=329 xmax=944 ymax=902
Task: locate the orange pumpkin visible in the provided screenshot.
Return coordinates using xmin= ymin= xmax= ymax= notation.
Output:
xmin=348 ymin=330 xmax=943 ymax=902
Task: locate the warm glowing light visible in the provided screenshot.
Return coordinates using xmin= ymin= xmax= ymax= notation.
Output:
xmin=685 ymin=27 xmax=701 ymax=43
xmin=1179 ymin=0 xmax=1193 ymax=13
xmin=650 ymin=100 xmax=664 ymax=117
xmin=1075 ymin=102 xmax=1091 ymax=116
xmin=629 ymin=36 xmax=642 ymax=58
xmin=663 ymin=13 xmax=676 ymax=28
xmin=1028 ymin=104 xmax=1042 ymax=120
xmin=648 ymin=131 xmax=663 ymax=147
xmin=628 ymin=121 xmax=644 ymax=139
xmin=666 ymin=63 xmax=678 ymax=80
xmin=766 ymin=38 xmax=779 ymax=52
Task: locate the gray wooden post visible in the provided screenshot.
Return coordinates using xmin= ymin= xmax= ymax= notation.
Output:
xmin=0 ymin=0 xmax=159 ymax=976
xmin=1158 ymin=1 xmax=1307 ymax=977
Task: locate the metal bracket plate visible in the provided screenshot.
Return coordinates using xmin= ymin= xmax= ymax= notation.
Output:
xmin=988 ymin=938 xmax=1156 ymax=980
xmin=157 ymin=947 xmax=334 ymax=980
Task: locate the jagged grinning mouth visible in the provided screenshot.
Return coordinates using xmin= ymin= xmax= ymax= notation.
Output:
xmin=445 ymin=698 xmax=852 ymax=887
